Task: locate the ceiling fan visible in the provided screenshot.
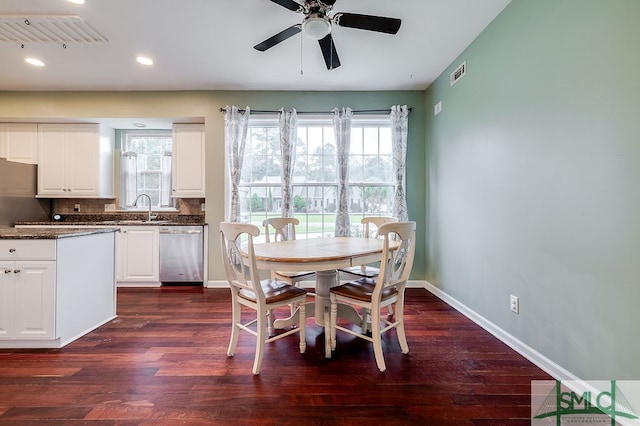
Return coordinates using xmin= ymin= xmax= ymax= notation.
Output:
xmin=254 ymin=0 xmax=402 ymax=70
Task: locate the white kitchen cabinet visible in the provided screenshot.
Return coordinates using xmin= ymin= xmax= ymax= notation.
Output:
xmin=37 ymin=123 xmax=114 ymax=198
xmin=117 ymin=226 xmax=160 ymax=283
xmin=0 ymin=123 xmax=38 ymax=164
xmin=172 ymin=123 xmax=205 ymax=198
xmin=0 ymin=241 xmax=60 ymax=343
xmin=0 ymin=259 xmax=56 ymax=340
xmin=0 ymin=232 xmax=116 ymax=348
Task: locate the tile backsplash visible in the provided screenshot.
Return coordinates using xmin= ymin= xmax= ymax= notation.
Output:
xmin=53 ymin=198 xmax=205 ymax=216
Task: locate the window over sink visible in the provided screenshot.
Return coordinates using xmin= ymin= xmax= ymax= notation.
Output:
xmin=120 ymin=130 xmax=173 ymax=209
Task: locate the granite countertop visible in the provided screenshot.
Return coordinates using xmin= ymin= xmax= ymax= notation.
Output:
xmin=15 ymin=214 xmax=205 ymax=227
xmin=15 ymin=221 xmax=202 ymax=226
xmin=0 ymin=227 xmax=118 ymax=240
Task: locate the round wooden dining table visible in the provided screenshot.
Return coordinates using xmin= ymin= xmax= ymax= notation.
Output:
xmin=252 ymin=237 xmax=389 ymax=329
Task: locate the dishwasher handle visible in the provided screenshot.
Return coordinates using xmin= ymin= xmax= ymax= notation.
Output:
xmin=159 ymin=228 xmax=203 ymax=234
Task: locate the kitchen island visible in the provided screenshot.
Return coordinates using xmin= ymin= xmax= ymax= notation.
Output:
xmin=0 ymin=227 xmax=117 ymax=348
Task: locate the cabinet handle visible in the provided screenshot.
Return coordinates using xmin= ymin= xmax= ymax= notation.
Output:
xmin=9 ymin=248 xmax=16 ymax=253
xmin=13 ymin=269 xmax=20 ymax=274
xmin=4 ymin=270 xmax=11 ymax=274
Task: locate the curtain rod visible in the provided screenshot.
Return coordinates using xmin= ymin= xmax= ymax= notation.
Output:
xmin=219 ymin=107 xmax=412 ymax=114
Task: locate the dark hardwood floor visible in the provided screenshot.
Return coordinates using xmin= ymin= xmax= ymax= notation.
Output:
xmin=0 ymin=287 xmax=551 ymax=425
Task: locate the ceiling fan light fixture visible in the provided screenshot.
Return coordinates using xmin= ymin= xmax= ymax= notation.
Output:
xmin=302 ymin=14 xmax=331 ymax=40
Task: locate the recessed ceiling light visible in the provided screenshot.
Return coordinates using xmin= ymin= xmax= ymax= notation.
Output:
xmin=67 ymin=0 xmax=86 ymax=4
xmin=136 ymin=56 xmax=153 ymax=66
xmin=132 ymin=123 xmax=147 ymax=128
xmin=25 ymin=57 xmax=45 ymax=67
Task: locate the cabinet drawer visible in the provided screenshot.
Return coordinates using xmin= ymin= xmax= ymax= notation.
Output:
xmin=0 ymin=241 xmax=56 ymax=260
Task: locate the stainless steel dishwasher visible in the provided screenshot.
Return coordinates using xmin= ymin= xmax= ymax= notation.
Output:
xmin=159 ymin=225 xmax=204 ymax=284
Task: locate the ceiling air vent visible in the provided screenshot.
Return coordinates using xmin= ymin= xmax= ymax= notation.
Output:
xmin=0 ymin=15 xmax=108 ymax=44
xmin=450 ymin=61 xmax=466 ymax=86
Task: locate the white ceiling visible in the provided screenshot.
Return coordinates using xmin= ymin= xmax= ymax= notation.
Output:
xmin=0 ymin=0 xmax=511 ymax=92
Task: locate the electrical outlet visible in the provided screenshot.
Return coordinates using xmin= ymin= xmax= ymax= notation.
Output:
xmin=104 ymin=203 xmax=116 ymax=212
xmin=510 ymin=295 xmax=519 ymax=314
xmin=74 ymin=203 xmax=80 ymax=212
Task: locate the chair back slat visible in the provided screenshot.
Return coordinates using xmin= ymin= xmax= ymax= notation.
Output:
xmin=220 ymin=222 xmax=265 ymax=302
xmin=362 ymin=216 xmax=399 ymax=239
xmin=263 ymin=217 xmax=299 ymax=242
xmin=376 ymin=221 xmax=416 ymax=294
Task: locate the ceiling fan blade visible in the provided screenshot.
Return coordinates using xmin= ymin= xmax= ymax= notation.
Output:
xmin=318 ymin=34 xmax=341 ymax=70
xmin=254 ymin=25 xmax=302 ymax=51
xmin=333 ymin=13 xmax=401 ymax=34
xmin=320 ymin=0 xmax=338 ymax=5
xmin=269 ymin=0 xmax=304 ymax=13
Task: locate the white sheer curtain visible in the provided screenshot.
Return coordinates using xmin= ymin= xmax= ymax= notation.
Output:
xmin=390 ymin=105 xmax=409 ymax=221
xmin=224 ymin=106 xmax=250 ymax=222
xmin=160 ymin=151 xmax=172 ymax=207
xmin=279 ymin=107 xmax=297 ymax=218
xmin=121 ymin=151 xmax=137 ymax=207
xmin=333 ymin=107 xmax=353 ymax=236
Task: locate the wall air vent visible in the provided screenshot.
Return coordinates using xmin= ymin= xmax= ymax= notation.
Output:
xmin=450 ymin=61 xmax=466 ymax=86
xmin=0 ymin=15 xmax=108 ymax=44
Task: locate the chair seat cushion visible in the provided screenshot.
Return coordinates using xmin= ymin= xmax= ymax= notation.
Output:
xmin=239 ymin=279 xmax=307 ymax=304
xmin=338 ymin=265 xmax=380 ymax=278
xmin=329 ymin=277 xmax=397 ymax=302
xmin=275 ymin=270 xmax=315 ymax=280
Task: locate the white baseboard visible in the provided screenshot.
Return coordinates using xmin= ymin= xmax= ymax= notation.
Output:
xmin=206 ymin=280 xmax=229 ymax=288
xmin=422 ymin=281 xmax=578 ymax=382
xmin=117 ymin=282 xmax=162 ymax=288
xmin=406 ymin=280 xmax=428 ymax=289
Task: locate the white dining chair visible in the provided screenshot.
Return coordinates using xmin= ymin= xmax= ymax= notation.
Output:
xmin=263 ymin=217 xmax=316 ymax=289
xmin=328 ymin=221 xmax=416 ymax=372
xmin=338 ymin=216 xmax=399 ymax=280
xmin=339 ymin=216 xmax=399 ymax=317
xmin=220 ymin=222 xmax=308 ymax=375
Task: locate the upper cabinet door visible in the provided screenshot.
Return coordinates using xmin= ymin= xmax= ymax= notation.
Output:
xmin=172 ymin=124 xmax=205 ymax=198
xmin=0 ymin=123 xmax=38 ymax=164
xmin=37 ymin=124 xmax=68 ymax=196
xmin=37 ymin=123 xmax=114 ymax=198
xmin=66 ymin=125 xmax=100 ymax=195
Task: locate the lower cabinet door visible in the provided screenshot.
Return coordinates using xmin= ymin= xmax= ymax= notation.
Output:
xmin=13 ymin=261 xmax=56 ymax=339
xmin=0 ymin=262 xmax=15 ymax=338
xmin=119 ymin=227 xmax=160 ymax=282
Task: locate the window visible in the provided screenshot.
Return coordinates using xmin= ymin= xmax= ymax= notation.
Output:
xmin=348 ymin=118 xmax=394 ymax=235
xmin=238 ymin=115 xmax=393 ymax=239
xmin=120 ymin=130 xmax=173 ymax=209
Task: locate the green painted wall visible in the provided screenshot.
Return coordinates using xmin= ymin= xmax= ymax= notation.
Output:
xmin=425 ymin=0 xmax=640 ymax=379
xmin=0 ymin=90 xmax=426 ymax=282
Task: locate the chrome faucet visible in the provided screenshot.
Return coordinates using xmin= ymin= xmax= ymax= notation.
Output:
xmin=132 ymin=193 xmax=155 ymax=221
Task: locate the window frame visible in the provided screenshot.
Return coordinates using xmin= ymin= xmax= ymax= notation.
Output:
xmin=119 ymin=129 xmax=174 ymax=210
xmin=234 ymin=113 xmax=394 ymax=239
